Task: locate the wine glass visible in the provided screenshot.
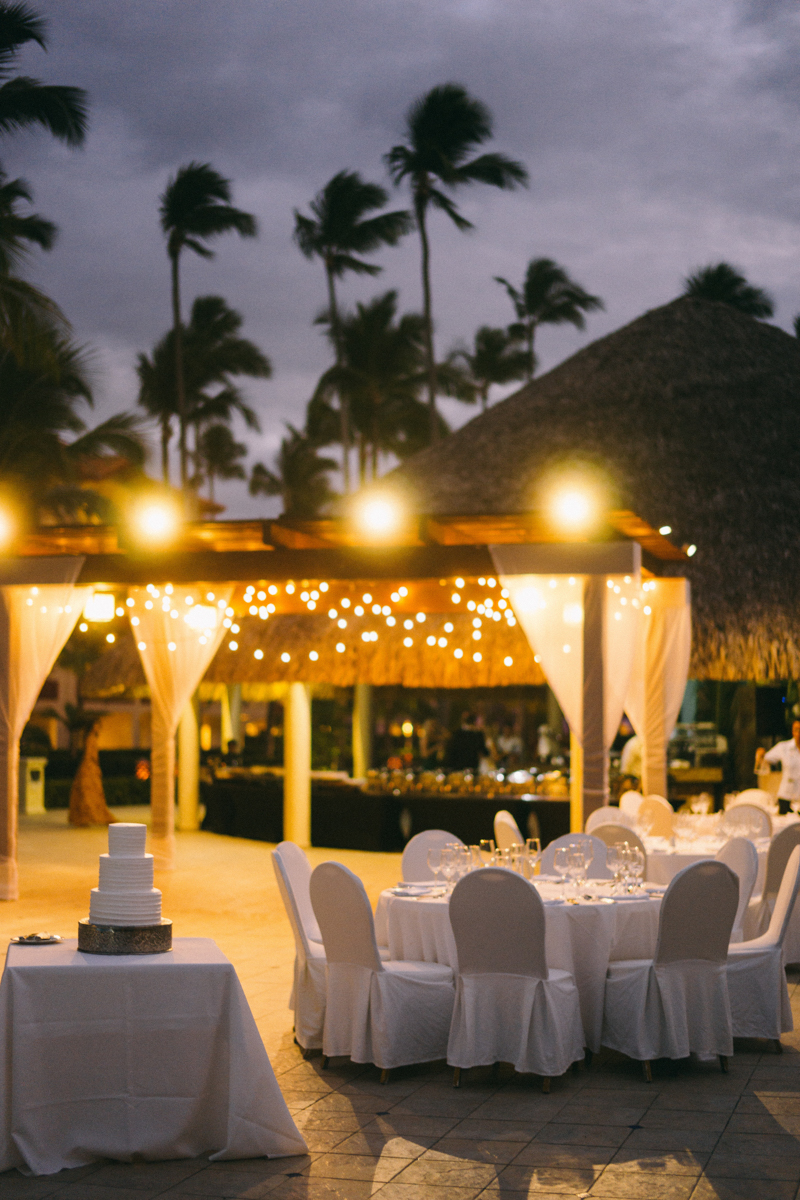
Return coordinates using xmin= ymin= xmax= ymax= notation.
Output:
xmin=439 ymin=847 xmax=456 ymax=892
xmin=576 ymin=837 xmax=593 ymax=886
xmin=469 ymin=845 xmax=484 ymax=868
xmin=553 ymin=847 xmax=570 ymax=887
xmin=479 ymin=839 xmax=496 ymax=864
xmin=606 ymin=844 xmax=622 ymax=892
xmin=629 ymin=847 xmax=645 ymax=892
xmin=566 ymin=847 xmax=585 ymax=896
xmin=457 ymin=845 xmax=473 ymax=879
xmin=426 ymin=847 xmax=442 ymax=889
xmin=524 ymin=837 xmax=541 ymax=877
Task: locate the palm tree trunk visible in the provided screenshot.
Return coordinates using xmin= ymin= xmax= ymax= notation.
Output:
xmin=326 ymin=263 xmax=351 ymax=493
xmin=415 ymin=193 xmax=438 ymax=443
xmin=170 ymin=252 xmax=188 ymax=492
xmin=160 ymin=416 xmax=170 ymax=485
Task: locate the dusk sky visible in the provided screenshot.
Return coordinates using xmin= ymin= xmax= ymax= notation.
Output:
xmin=6 ymin=0 xmax=800 ymax=516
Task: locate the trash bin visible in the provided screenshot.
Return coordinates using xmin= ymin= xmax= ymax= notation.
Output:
xmin=19 ymin=756 xmax=47 ymax=815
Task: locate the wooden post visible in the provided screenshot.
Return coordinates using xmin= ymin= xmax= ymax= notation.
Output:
xmin=582 ymin=575 xmax=607 ymax=825
xmin=352 ymin=683 xmax=372 ymax=780
xmin=284 ymin=682 xmax=311 ymax=846
xmin=177 ymin=696 xmax=200 ymax=832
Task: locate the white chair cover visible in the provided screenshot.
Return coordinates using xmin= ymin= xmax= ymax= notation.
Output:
xmin=539 ymin=833 xmax=613 ymax=879
xmin=722 ymin=804 xmax=772 ymax=840
xmin=585 ymin=806 xmax=636 ymax=833
xmin=271 ymin=845 xmax=326 ymax=1050
xmin=446 ymin=869 xmax=584 ymax=1078
xmin=602 ymin=861 xmax=738 ymax=1060
xmin=727 ymin=846 xmax=800 ymax=1040
xmin=310 ymin=862 xmax=454 ymax=1070
xmin=638 ymin=796 xmax=674 ymax=838
xmin=402 ymin=829 xmax=464 ymax=882
xmin=494 ymin=810 xmax=525 ymax=851
xmin=619 ymin=791 xmax=644 ymax=819
xmin=730 ymin=788 xmax=776 ymax=813
xmin=715 ymin=837 xmax=759 ymax=943
xmin=745 ymin=823 xmax=800 ymax=939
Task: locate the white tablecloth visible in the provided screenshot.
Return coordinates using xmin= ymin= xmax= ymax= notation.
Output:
xmin=0 ymin=938 xmax=306 ymax=1176
xmin=645 ymin=838 xmax=769 ymax=890
xmin=375 ymin=884 xmax=662 ymax=1053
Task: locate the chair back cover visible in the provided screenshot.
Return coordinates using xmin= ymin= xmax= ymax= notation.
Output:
xmin=655 ymin=860 xmax=738 ymax=964
xmin=586 ymin=805 xmax=636 ymax=833
xmin=619 ymin=791 xmax=644 ymax=818
xmin=715 ymin=837 xmax=759 ymax=938
xmin=765 ymin=846 xmax=800 ymax=947
xmin=721 ymin=804 xmax=773 ymax=840
xmin=638 ymin=796 xmax=674 ymax=838
xmin=273 ymin=841 xmax=322 ymax=943
xmin=449 ymin=868 xmax=547 ymax=978
xmin=731 ymin=788 xmax=776 ymax=812
xmin=590 ymin=824 xmax=647 ymax=860
xmin=310 ymin=862 xmax=383 ymax=971
xmin=539 ymin=832 xmax=611 ymax=878
xmin=493 ymin=810 xmax=525 ymax=850
xmin=763 ymin=824 xmax=800 ymax=902
xmin=401 ymin=829 xmax=464 ymax=881
xmin=272 ymin=849 xmax=313 ymax=958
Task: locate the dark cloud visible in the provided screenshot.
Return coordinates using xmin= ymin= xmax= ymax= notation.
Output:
xmin=1 ymin=0 xmax=798 ymax=515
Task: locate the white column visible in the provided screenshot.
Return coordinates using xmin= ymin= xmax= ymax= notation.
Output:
xmin=177 ymin=696 xmax=200 ymax=831
xmin=352 ymin=683 xmax=372 ymax=780
xmin=284 ymin=682 xmax=311 ymax=847
xmin=582 ymin=575 xmax=607 ymax=822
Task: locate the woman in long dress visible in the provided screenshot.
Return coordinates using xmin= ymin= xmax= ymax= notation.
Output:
xmin=68 ymin=721 xmax=117 ymax=827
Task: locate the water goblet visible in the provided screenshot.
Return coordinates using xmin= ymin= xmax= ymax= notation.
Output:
xmin=479 ymin=839 xmax=496 ymax=865
xmin=426 ymin=847 xmax=442 ymax=889
xmin=566 ymin=847 xmax=585 ymax=896
xmin=629 ymin=846 xmax=645 ymax=891
xmin=553 ymin=847 xmax=571 ymax=887
xmin=605 ymin=844 xmax=622 ymax=892
xmin=440 ymin=847 xmax=456 ymax=893
xmin=469 ymin=845 xmax=485 ymax=868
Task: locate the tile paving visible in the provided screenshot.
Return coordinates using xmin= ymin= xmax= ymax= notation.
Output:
xmin=1 ymin=810 xmax=800 ymax=1197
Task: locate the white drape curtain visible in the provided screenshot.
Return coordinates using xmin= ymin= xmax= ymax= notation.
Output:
xmin=129 ymin=584 xmax=233 ymax=868
xmin=624 ymin=578 xmax=691 ymax=798
xmin=0 ymin=563 xmax=90 ymax=899
xmin=500 ymin=572 xmax=641 ymax=749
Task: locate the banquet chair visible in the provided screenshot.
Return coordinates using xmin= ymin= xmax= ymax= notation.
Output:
xmin=721 ymin=804 xmax=772 ymax=840
xmin=745 ymin=823 xmax=800 ymax=939
xmin=309 ymin=862 xmax=455 ymax=1079
xmin=585 ymin=806 xmax=636 ymax=834
xmin=539 ymin=833 xmax=612 ymax=879
xmin=619 ymin=791 xmax=645 ymax=820
xmin=638 ymin=796 xmax=674 ymax=839
xmin=272 ymin=843 xmax=326 ymax=1052
xmin=494 ymin=810 xmax=525 ymax=851
xmin=727 ymin=846 xmax=800 ymax=1047
xmin=591 ymin=823 xmax=647 ymax=864
xmin=729 ymin=788 xmax=776 ymax=813
xmin=402 ymin=829 xmax=464 ymax=882
xmin=447 ymin=868 xmax=584 ymax=1092
xmin=715 ymin=837 xmax=759 ymax=943
xmin=602 ymin=860 xmax=738 ymax=1079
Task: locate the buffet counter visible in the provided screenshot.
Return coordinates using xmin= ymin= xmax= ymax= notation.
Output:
xmin=200 ymin=774 xmax=570 ymax=852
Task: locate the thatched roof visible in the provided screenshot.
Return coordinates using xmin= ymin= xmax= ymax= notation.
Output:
xmin=388 ymin=297 xmax=800 ymax=681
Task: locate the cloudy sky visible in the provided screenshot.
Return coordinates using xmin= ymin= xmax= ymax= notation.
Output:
xmin=6 ymin=0 xmax=800 ymax=515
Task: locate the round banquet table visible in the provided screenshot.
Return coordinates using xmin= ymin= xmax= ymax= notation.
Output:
xmin=374 ymin=880 xmax=662 ymax=1053
xmin=644 ymin=837 xmax=769 ymax=889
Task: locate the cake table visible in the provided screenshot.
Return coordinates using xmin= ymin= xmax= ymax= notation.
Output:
xmin=0 ymin=937 xmax=306 ymax=1175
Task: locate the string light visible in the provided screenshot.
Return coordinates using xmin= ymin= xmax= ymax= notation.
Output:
xmin=168 ymin=642 xmax=176 ymax=652
xmin=336 ymin=642 xmax=345 ymax=652
xmin=455 ymin=578 xmax=465 ymax=589
xmin=454 ymin=648 xmax=463 ymax=659
xmin=473 ymin=652 xmax=482 ymax=662
xmin=403 ymin=637 xmax=413 ymax=647
xmin=504 ymin=656 xmax=513 ymax=666
xmin=137 ymin=641 xmax=146 ymax=650
xmin=106 ymin=633 xmax=115 ymax=644
xmin=254 ymin=649 xmax=263 ymax=659
xmin=309 ymin=651 xmax=319 ymax=661
xmin=229 ymin=641 xmax=238 ymax=651
xmin=281 ymin=652 xmax=290 ymax=662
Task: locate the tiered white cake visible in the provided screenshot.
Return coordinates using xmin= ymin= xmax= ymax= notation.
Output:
xmin=89 ymin=823 xmax=162 ymax=927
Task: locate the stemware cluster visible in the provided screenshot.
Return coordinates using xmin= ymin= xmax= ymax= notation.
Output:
xmin=605 ymin=842 xmax=645 ymax=892
xmin=426 ymin=839 xmax=541 ymax=892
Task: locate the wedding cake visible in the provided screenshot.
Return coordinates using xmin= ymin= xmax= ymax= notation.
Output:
xmin=89 ymin=823 xmax=162 ymax=927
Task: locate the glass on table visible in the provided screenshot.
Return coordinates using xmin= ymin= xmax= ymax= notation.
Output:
xmin=469 ymin=845 xmax=485 ymax=869
xmin=605 ymin=844 xmax=623 ymax=892
xmin=426 ymin=847 xmax=442 ymax=888
xmin=478 ymin=839 xmax=496 ymax=864
xmin=553 ymin=847 xmax=571 ymax=887
xmin=439 ymin=847 xmax=456 ymax=892
xmin=629 ymin=846 xmax=645 ymax=891
xmin=566 ymin=846 xmax=586 ymax=895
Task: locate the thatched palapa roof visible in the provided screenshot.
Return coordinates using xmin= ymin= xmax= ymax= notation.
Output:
xmin=387 ymin=297 xmax=800 ymax=681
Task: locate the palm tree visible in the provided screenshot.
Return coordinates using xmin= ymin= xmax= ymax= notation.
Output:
xmin=448 ymin=325 xmax=529 ymax=410
xmin=0 ymin=2 xmax=87 ymax=151
xmin=385 ymin=83 xmax=528 ymax=438
xmin=159 ymin=163 xmax=257 ymax=489
xmin=196 ymin=423 xmax=246 ymax=505
xmin=682 ymin=263 xmax=774 ymax=318
xmin=293 ymin=170 xmax=411 ymax=490
xmin=136 ymin=294 xmax=270 ymax=485
xmin=793 ymin=314 xmax=800 ymax=339
xmin=250 ymin=427 xmax=337 ymax=518
xmin=0 ymin=167 xmax=65 ymax=366
xmin=495 ymin=258 xmax=604 ymax=382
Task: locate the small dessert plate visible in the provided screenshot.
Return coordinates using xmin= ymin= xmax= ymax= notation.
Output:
xmin=11 ymin=933 xmax=63 ymax=945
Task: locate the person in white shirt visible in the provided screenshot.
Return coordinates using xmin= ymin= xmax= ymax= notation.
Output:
xmin=755 ymin=720 xmax=800 ymax=811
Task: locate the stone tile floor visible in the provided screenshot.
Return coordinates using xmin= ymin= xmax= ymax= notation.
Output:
xmin=1 ymin=809 xmax=799 ymax=1198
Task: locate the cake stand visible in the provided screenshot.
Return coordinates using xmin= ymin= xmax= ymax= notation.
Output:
xmin=78 ymin=918 xmax=172 ymax=955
